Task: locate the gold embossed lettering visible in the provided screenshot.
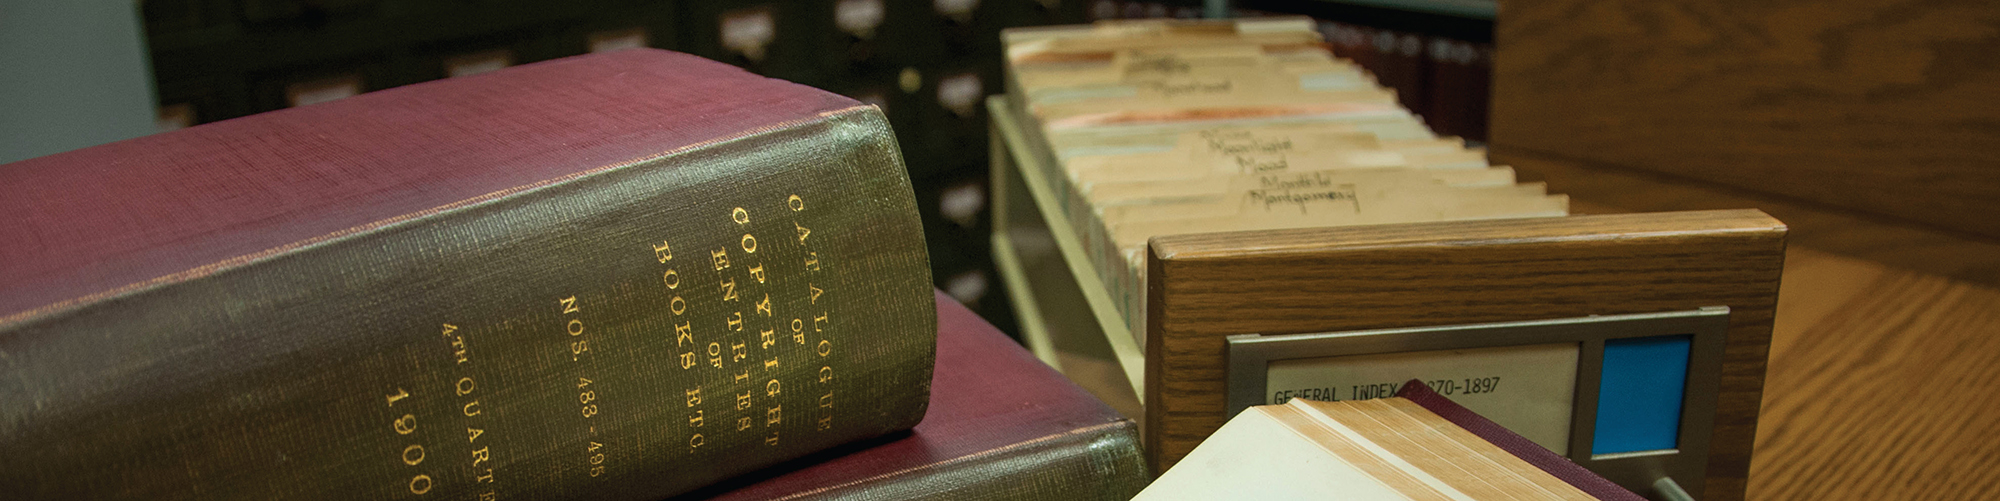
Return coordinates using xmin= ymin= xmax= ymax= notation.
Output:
xmin=450 ymin=335 xmax=468 ymax=364
xmin=748 ymin=264 xmax=766 ymax=283
xmin=442 ymin=323 xmax=468 ymax=364
xmin=732 ymin=207 xmax=750 ymax=225
xmin=710 ymin=248 xmax=730 ymax=270
xmin=653 ymin=241 xmax=673 ymax=263
xmin=560 ymin=296 xmax=579 ymax=314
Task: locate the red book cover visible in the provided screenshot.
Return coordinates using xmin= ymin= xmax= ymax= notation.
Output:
xmin=1367 ymin=26 xmax=1428 ymax=117
xmin=1320 ymin=20 xmax=1382 ymax=83
xmin=0 ymin=49 xmax=858 ymax=322
xmin=690 ymin=291 xmax=1150 ymax=500
xmin=1320 ymin=21 xmax=1428 ymax=123
xmin=0 ymin=49 xmax=939 ymax=500
xmin=1422 ymin=38 xmax=1492 ymax=141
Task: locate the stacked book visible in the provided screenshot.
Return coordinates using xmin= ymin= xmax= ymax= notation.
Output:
xmin=0 ymin=50 xmax=1144 ymax=500
xmin=1000 ymin=18 xmax=1568 ymax=336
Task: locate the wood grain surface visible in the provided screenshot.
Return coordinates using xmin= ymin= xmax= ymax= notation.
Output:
xmin=1487 ymin=151 xmax=2000 ymax=499
xmin=1490 ymin=0 xmax=2000 ymax=240
xmin=1490 ymin=149 xmax=2000 ymax=288
xmin=1752 ymin=249 xmax=2000 ymax=501
xmin=1144 ymin=210 xmax=1787 ymax=501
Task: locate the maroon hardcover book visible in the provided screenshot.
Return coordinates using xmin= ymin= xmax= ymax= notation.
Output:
xmin=1420 ymin=39 xmax=1492 ymax=141
xmin=688 ymin=291 xmax=1150 ymax=500
xmin=1 ymin=49 xmax=937 ymax=500
xmin=1395 ymin=380 xmax=1646 ymax=501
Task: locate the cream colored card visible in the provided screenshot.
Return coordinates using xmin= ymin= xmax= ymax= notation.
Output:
xmin=1065 ymin=137 xmax=1485 ymax=187
xmin=1087 ymin=167 xmax=1520 ymax=216
xmin=1015 ymin=44 xmax=1364 ymax=99
xmin=1004 ymin=17 xmax=1322 ymax=62
xmin=1045 ymin=110 xmax=1436 ymax=156
xmin=1106 ymin=186 xmax=1569 ymax=251
xmin=1031 ymin=81 xmax=1399 ymax=122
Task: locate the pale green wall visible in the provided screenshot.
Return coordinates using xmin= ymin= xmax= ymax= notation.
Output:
xmin=1 ymin=0 xmax=157 ymax=165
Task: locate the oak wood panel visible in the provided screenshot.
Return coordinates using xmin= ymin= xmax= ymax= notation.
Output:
xmin=1490 ymin=0 xmax=2000 ymax=239
xmin=1145 ymin=210 xmax=1786 ymax=501
xmin=1490 ymin=149 xmax=2000 ymax=288
xmin=1767 ymin=249 xmax=1888 ymax=360
xmin=1752 ymin=256 xmax=2000 ymax=500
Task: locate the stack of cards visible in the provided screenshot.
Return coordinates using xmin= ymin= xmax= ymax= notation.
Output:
xmin=1002 ymin=18 xmax=1568 ymax=336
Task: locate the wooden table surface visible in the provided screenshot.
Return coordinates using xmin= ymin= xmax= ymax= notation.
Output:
xmin=1495 ymin=149 xmax=2000 ymax=500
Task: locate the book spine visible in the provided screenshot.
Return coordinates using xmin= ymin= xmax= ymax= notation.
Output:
xmin=0 ymin=108 xmax=934 ymax=500
xmin=795 ymin=421 xmax=1149 ymax=500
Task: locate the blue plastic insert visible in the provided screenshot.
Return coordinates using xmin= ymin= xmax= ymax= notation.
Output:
xmin=1593 ymin=335 xmax=1692 ymax=455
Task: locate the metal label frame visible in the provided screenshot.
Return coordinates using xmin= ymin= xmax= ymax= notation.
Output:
xmin=1224 ymin=307 xmax=1731 ymax=495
